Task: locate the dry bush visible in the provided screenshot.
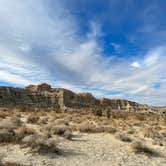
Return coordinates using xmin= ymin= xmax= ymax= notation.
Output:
xmin=50 ymin=124 xmax=72 ymax=139
xmin=22 ymin=135 xmax=59 ymax=154
xmin=27 ymin=114 xmax=40 ymax=124
xmin=0 ymin=111 xmax=9 ymax=119
xmin=131 ymin=141 xmax=159 ymax=156
xmin=17 ymin=126 xmax=37 ymax=140
xmin=0 ymin=129 xmax=16 ymax=143
xmin=152 ymin=139 xmax=164 ymax=146
xmin=50 ymin=124 xmax=69 ymax=135
xmin=77 ymin=121 xmax=104 ymax=133
xmin=63 ymin=130 xmax=73 ymax=140
xmin=115 ymin=133 xmax=132 ymax=142
xmin=143 ymin=127 xmax=163 ymax=140
xmin=44 ymin=122 xmax=72 ymax=140
xmin=0 ymin=119 xmax=22 ymax=143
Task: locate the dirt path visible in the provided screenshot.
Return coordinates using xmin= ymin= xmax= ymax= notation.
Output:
xmin=0 ymin=133 xmax=166 ymax=166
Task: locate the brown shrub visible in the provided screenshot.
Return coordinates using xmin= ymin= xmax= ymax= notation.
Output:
xmin=27 ymin=114 xmax=40 ymax=124
xmin=143 ymin=127 xmax=163 ymax=140
xmin=0 ymin=129 xmax=16 ymax=143
xmin=63 ymin=130 xmax=73 ymax=140
xmin=44 ymin=123 xmax=72 ymax=140
xmin=17 ymin=126 xmax=37 ymax=139
xmin=22 ymin=135 xmax=59 ymax=154
xmin=131 ymin=141 xmax=159 ymax=156
xmin=0 ymin=111 xmax=9 ymax=119
xmin=77 ymin=121 xmax=104 ymax=133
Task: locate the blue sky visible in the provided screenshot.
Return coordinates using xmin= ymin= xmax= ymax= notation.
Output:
xmin=0 ymin=0 xmax=166 ymax=105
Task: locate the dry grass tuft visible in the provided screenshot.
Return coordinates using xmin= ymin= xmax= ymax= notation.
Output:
xmin=27 ymin=114 xmax=40 ymax=124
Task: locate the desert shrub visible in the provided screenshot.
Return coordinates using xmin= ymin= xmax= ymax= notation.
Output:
xmin=45 ymin=123 xmax=72 ymax=140
xmin=0 ymin=129 xmax=15 ymax=143
xmin=92 ymin=108 xmax=102 ymax=117
xmin=22 ymin=135 xmax=58 ymax=154
xmin=106 ymin=110 xmax=111 ymax=119
xmin=51 ymin=125 xmax=70 ymax=135
xmin=77 ymin=121 xmax=104 ymax=133
xmin=27 ymin=114 xmax=40 ymax=124
xmin=143 ymin=127 xmax=163 ymax=140
xmin=63 ymin=130 xmax=73 ymax=140
xmin=152 ymin=139 xmax=164 ymax=146
xmin=131 ymin=141 xmax=159 ymax=156
xmin=17 ymin=126 xmax=37 ymax=140
xmin=115 ymin=133 xmax=132 ymax=142
xmin=0 ymin=119 xmax=22 ymax=143
xmin=0 ymin=111 xmax=9 ymax=119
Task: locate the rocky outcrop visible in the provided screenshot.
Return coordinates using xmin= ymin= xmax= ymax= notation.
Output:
xmin=26 ymin=83 xmax=52 ymax=92
xmin=0 ymin=85 xmax=59 ymax=107
xmin=99 ymin=98 xmax=150 ymax=112
xmin=0 ymin=83 xmax=160 ymax=112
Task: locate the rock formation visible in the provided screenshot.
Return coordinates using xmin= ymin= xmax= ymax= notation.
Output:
xmin=0 ymin=83 xmax=161 ymax=112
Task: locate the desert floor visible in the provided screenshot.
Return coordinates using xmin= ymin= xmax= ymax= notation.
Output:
xmin=0 ymin=107 xmax=166 ymax=166
xmin=0 ymin=132 xmax=166 ymax=166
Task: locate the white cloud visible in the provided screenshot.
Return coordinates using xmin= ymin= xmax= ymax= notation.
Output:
xmin=0 ymin=0 xmax=165 ymax=105
xmin=131 ymin=61 xmax=141 ymax=68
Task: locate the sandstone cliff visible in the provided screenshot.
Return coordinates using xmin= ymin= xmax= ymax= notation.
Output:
xmin=0 ymin=83 xmax=160 ymax=112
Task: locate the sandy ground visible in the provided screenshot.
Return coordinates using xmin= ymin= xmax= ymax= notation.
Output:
xmin=0 ymin=133 xmax=166 ymax=166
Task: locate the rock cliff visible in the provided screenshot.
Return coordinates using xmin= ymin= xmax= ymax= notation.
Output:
xmin=0 ymin=83 xmax=160 ymax=112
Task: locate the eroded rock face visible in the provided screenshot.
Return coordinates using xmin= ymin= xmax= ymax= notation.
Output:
xmin=26 ymin=83 xmax=52 ymax=92
xmin=99 ymin=98 xmax=149 ymax=112
xmin=0 ymin=86 xmax=59 ymax=107
xmin=62 ymin=90 xmax=99 ymax=108
xmin=0 ymin=83 xmax=159 ymax=112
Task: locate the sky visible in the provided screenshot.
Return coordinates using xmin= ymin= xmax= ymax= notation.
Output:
xmin=0 ymin=0 xmax=166 ymax=106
